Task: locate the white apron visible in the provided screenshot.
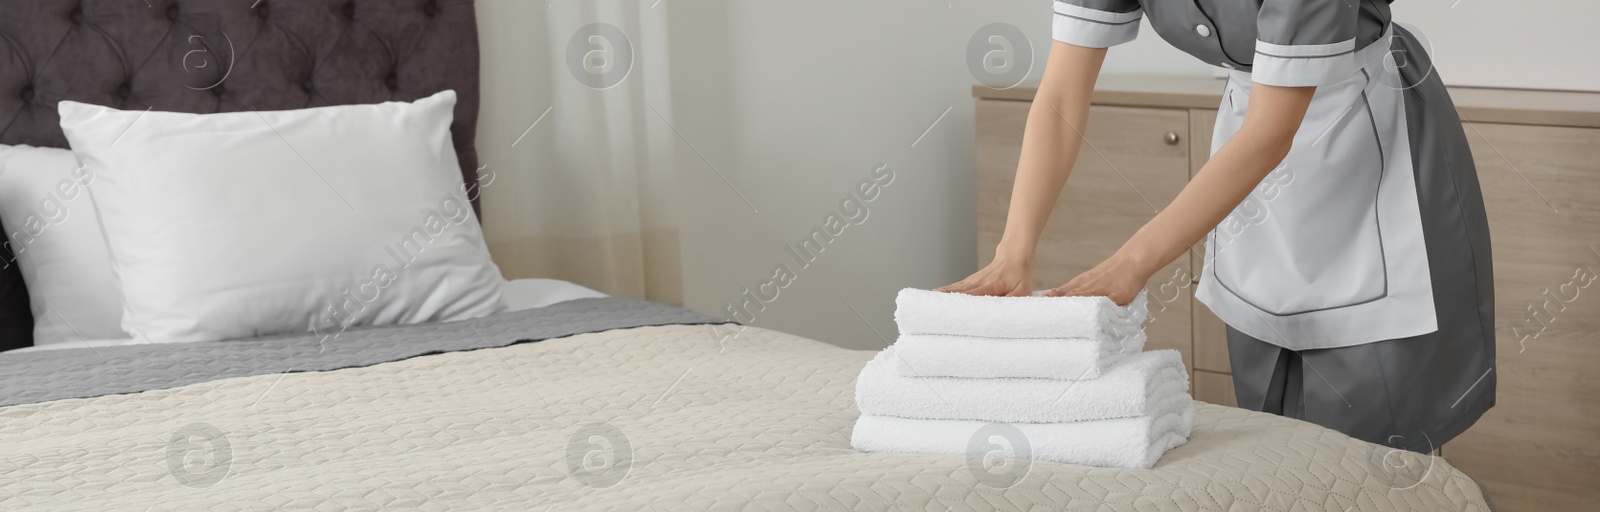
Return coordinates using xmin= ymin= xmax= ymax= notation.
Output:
xmin=1195 ymin=27 xmax=1438 ymax=351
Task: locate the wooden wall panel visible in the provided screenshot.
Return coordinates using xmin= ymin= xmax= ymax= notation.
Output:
xmin=973 ymin=81 xmax=1600 ymax=512
xmin=1193 ymin=370 xmax=1238 ymax=407
xmin=1443 ymin=122 xmax=1600 ymax=512
xmin=1186 ymin=108 xmax=1233 ymax=375
xmin=975 ymin=99 xmax=1195 ymax=375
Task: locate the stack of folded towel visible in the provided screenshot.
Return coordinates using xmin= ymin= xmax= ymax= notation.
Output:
xmin=851 ymin=288 xmax=1195 ymax=469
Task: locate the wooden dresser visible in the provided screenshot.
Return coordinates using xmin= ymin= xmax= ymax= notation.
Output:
xmin=972 ymin=75 xmax=1600 ymax=512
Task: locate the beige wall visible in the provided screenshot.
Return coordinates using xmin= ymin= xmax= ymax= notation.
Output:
xmin=662 ymin=1 xmax=1098 ymax=349
xmin=1391 ymin=0 xmax=1600 ymax=92
xmin=474 ymin=0 xmax=557 ymax=278
xmin=473 ymin=1 xmax=682 ymax=305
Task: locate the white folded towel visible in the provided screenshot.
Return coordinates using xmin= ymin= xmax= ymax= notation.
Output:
xmin=857 ymin=349 xmax=1189 ymax=423
xmin=850 ymin=402 xmax=1194 ymax=469
xmin=893 ymin=288 xmax=1147 ymax=340
xmin=892 ymin=331 xmax=1147 ymax=380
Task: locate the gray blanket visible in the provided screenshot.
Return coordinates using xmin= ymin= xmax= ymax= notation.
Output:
xmin=0 ymin=298 xmax=721 ymax=407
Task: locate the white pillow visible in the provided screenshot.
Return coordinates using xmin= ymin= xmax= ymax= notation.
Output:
xmin=0 ymin=144 xmax=127 ymax=345
xmin=59 ymin=91 xmax=506 ymax=344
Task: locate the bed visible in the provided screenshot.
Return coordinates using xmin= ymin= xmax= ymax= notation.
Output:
xmin=0 ymin=1 xmax=1493 ymax=511
xmin=0 ymin=296 xmax=1491 ymax=511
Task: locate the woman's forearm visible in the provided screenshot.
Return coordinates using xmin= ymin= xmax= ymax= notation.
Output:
xmin=995 ymin=42 xmax=1108 ymax=264
xmin=1115 ymin=84 xmax=1317 ymax=276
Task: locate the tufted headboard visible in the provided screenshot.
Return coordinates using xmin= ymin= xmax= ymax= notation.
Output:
xmin=0 ymin=0 xmax=481 ymax=351
xmin=0 ymin=0 xmax=481 ymax=205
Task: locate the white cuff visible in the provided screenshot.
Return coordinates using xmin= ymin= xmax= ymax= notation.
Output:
xmin=1251 ymin=38 xmax=1358 ymax=87
xmin=1051 ymin=4 xmax=1142 ymax=49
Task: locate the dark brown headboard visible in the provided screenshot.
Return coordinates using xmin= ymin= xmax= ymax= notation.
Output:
xmin=0 ymin=0 xmax=481 ymax=196
xmin=0 ymin=0 xmax=481 ymax=351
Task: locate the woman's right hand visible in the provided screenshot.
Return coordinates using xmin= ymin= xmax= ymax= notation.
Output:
xmin=935 ymin=255 xmax=1034 ymax=297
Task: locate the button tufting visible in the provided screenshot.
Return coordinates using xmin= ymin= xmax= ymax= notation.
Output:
xmin=19 ymin=86 xmax=34 ymax=102
xmin=116 ymin=83 xmax=131 ymax=99
xmin=166 ymin=5 xmax=178 ymax=21
xmin=422 ymin=1 xmax=438 ymax=17
xmin=257 ymin=2 xmax=270 ymax=19
xmin=384 ymin=73 xmax=399 ymax=90
xmin=211 ymin=84 xmax=225 ymax=96
xmin=301 ymin=80 xmax=314 ymax=93
xmin=69 ymin=7 xmax=83 ymax=24
xmin=341 ymin=2 xmax=355 ymax=20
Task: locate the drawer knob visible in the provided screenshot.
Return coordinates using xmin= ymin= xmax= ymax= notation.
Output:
xmin=1164 ymin=131 xmax=1180 ymax=145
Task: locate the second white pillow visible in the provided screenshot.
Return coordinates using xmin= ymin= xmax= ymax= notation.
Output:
xmin=59 ymin=91 xmax=506 ymax=344
xmin=0 ymin=144 xmax=126 ymax=345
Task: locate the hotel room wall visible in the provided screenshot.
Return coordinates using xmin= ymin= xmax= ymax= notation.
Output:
xmin=1389 ymin=1 xmax=1600 ymax=93
xmin=471 ymin=0 xmax=1286 ymax=349
xmin=658 ymin=0 xmax=1224 ymax=350
xmin=474 ymin=0 xmax=683 ymax=305
xmin=471 ymin=0 xmax=1597 ymax=350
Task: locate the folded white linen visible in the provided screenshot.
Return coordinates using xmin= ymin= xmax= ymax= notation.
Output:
xmin=892 ymin=331 xmax=1146 ymax=380
xmin=850 ymin=401 xmax=1195 ymax=469
xmin=857 ymin=349 xmax=1188 ymax=423
xmin=893 ymin=288 xmax=1147 ymax=340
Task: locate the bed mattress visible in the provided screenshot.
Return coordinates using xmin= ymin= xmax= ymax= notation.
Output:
xmin=0 ymin=299 xmax=1491 ymax=511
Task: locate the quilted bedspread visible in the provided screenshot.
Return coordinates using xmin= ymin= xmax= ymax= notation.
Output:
xmin=0 ymin=304 xmax=1491 ymax=511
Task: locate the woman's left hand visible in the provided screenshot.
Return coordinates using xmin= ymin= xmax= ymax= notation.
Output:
xmin=1044 ymin=254 xmax=1152 ymax=306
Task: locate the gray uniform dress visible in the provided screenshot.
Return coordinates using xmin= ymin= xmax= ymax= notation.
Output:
xmin=1052 ymin=0 xmax=1495 ymax=453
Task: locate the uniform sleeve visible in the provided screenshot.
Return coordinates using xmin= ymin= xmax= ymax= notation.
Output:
xmin=1254 ymin=0 xmax=1361 ymax=87
xmin=1051 ymin=0 xmax=1144 ymax=49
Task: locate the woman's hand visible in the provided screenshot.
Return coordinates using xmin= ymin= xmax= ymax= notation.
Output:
xmin=945 ymin=42 xmax=1106 ymax=297
xmin=1045 ymin=253 xmax=1153 ymax=306
xmin=937 ymin=256 xmax=1034 ymax=297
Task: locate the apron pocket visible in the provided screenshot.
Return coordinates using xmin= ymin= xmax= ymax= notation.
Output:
xmin=1211 ymin=79 xmax=1389 ymax=316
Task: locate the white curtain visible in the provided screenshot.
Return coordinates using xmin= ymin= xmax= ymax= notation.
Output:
xmin=474 ymin=0 xmax=681 ymax=304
